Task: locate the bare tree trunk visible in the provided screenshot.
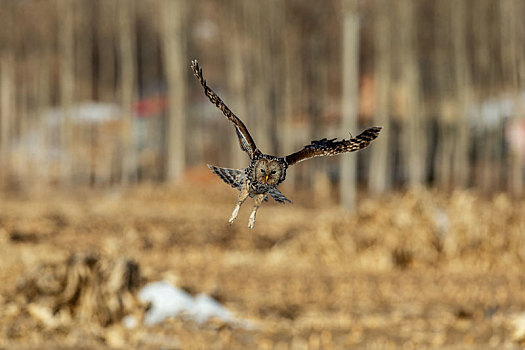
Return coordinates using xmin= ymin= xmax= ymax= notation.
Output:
xmin=58 ymin=0 xmax=75 ymax=185
xmin=340 ymin=0 xmax=360 ymax=209
xmin=309 ymin=35 xmax=329 ymax=201
xmin=17 ymin=69 xmax=30 ymax=186
xmin=0 ymin=54 xmax=15 ymax=186
xmin=282 ymin=23 xmax=299 ymax=188
xmin=451 ymin=0 xmax=471 ymax=188
xmin=250 ymin=3 xmax=271 ymax=154
xmin=500 ymin=0 xmax=524 ymax=196
xmin=135 ymin=0 xmax=160 ymax=181
xmin=97 ymin=0 xmax=117 ymax=102
xmin=75 ymin=0 xmax=94 ymax=184
xmin=0 ymin=0 xmax=13 ymax=187
xmin=368 ymin=0 xmax=392 ymax=194
xmin=472 ymin=0 xmax=493 ymax=192
xmin=118 ymin=0 xmax=138 ymax=185
xmin=399 ymin=0 xmax=425 ymax=187
xmin=227 ymin=0 xmax=248 ymax=169
xmin=76 ymin=0 xmax=93 ymax=101
xmin=161 ymin=0 xmax=186 ymax=181
xmin=94 ymin=0 xmax=117 ymax=185
xmin=433 ymin=2 xmax=452 ymax=190
xmin=435 ymin=119 xmax=454 ymax=189
xmin=267 ymin=0 xmax=285 ymax=159
xmin=37 ymin=48 xmax=52 ymax=184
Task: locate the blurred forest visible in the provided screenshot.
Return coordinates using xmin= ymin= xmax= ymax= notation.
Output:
xmin=1 ymin=0 xmax=525 ymax=203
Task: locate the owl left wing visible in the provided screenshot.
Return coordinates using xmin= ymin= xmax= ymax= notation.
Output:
xmin=191 ymin=60 xmax=259 ymax=159
xmin=284 ymin=126 xmax=382 ymax=166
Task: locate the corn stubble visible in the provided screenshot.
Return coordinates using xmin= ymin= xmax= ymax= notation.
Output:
xmin=0 ymin=185 xmax=524 ymax=349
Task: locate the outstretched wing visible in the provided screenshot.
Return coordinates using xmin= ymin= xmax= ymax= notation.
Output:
xmin=191 ymin=59 xmax=259 ymax=159
xmin=284 ymin=126 xmax=382 ymax=166
xmin=207 ymin=165 xmax=244 ymax=190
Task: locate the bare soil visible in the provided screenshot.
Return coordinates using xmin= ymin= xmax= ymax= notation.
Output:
xmin=0 ymin=180 xmax=524 ymax=349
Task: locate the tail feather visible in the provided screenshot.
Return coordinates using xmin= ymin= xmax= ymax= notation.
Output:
xmin=208 ymin=164 xmax=292 ymax=204
xmin=207 ymin=165 xmax=244 ymax=190
xmin=268 ymin=188 xmax=293 ymax=204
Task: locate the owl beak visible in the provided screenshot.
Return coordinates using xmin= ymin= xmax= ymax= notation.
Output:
xmin=265 ymin=175 xmax=269 ymax=182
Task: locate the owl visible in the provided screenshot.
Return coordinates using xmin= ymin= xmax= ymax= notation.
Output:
xmin=191 ymin=60 xmax=381 ymax=228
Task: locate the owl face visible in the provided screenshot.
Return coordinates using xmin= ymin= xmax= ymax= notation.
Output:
xmin=254 ymin=158 xmax=283 ymax=185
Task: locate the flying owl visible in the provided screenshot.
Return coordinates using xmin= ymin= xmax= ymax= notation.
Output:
xmin=191 ymin=60 xmax=381 ymax=228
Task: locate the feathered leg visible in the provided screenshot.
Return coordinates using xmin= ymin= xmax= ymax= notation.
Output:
xmin=248 ymin=194 xmax=266 ymax=229
xmin=229 ymin=185 xmax=249 ymax=224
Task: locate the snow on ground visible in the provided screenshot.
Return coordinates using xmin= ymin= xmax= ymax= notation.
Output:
xmin=136 ymin=281 xmax=251 ymax=328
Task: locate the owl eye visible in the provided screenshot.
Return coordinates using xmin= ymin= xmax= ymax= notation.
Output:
xmin=260 ymin=169 xmax=265 ymax=173
xmin=270 ymin=170 xmax=276 ymax=175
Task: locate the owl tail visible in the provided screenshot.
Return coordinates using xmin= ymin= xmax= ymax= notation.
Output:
xmin=207 ymin=165 xmax=244 ymax=190
xmin=268 ymin=187 xmax=293 ymax=204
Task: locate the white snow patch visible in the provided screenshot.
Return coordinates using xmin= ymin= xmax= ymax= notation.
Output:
xmin=137 ymin=281 xmax=252 ymax=328
xmin=139 ymin=281 xmax=195 ymax=326
xmin=191 ymin=293 xmax=233 ymax=324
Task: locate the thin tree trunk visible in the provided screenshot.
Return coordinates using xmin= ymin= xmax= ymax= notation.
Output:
xmin=433 ymin=2 xmax=454 ymax=189
xmin=267 ymin=0 xmax=285 ymax=159
xmin=251 ymin=3 xmax=271 ymax=154
xmin=500 ymin=0 xmax=523 ymax=196
xmin=136 ymin=1 xmax=159 ymax=181
xmin=75 ymin=0 xmax=94 ymax=184
xmin=118 ymin=0 xmax=137 ymax=184
xmin=368 ymin=0 xmax=392 ymax=194
xmin=474 ymin=0 xmax=493 ymax=192
xmin=227 ymin=0 xmax=248 ymax=169
xmin=95 ymin=0 xmax=117 ymax=185
xmin=17 ymin=69 xmax=29 ymax=186
xmin=58 ymin=0 xmax=75 ymax=184
xmin=282 ymin=22 xmax=298 ymax=188
xmin=340 ymin=0 xmax=360 ymax=209
xmin=399 ymin=0 xmax=425 ymax=187
xmin=0 ymin=54 xmax=15 ymax=186
xmin=468 ymin=0 xmax=494 ymax=192
xmin=309 ymin=35 xmax=329 ymax=200
xmin=161 ymin=0 xmax=186 ymax=181
xmin=97 ymin=0 xmax=117 ymax=102
xmin=451 ymin=0 xmax=471 ymax=188
xmin=435 ymin=121 xmax=454 ymax=189
xmin=37 ymin=49 xmax=52 ymax=184
xmin=76 ymin=0 xmax=93 ymax=101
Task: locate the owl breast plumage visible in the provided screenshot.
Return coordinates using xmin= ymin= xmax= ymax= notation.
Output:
xmin=191 ymin=59 xmax=382 ymax=228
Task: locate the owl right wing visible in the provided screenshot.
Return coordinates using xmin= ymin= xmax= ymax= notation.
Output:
xmin=191 ymin=60 xmax=260 ymax=159
xmin=207 ymin=164 xmax=244 ymax=190
xmin=284 ymin=126 xmax=382 ymax=166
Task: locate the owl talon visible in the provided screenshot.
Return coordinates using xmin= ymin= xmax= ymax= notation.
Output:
xmin=248 ymin=214 xmax=256 ymax=229
xmin=229 ymin=206 xmax=240 ymax=224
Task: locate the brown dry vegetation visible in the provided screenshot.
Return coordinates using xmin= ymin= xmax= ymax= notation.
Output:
xmin=0 ymin=180 xmax=525 ymax=349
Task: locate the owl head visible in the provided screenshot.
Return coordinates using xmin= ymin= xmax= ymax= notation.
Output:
xmin=254 ymin=158 xmax=284 ymax=185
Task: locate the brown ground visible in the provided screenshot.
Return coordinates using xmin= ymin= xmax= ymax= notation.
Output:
xmin=0 ymin=179 xmax=524 ymax=349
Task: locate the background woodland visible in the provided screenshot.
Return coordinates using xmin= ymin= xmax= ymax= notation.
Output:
xmin=1 ymin=0 xmax=525 ymax=207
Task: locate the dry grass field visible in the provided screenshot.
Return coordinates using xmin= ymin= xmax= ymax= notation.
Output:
xmin=0 ymin=178 xmax=525 ymax=349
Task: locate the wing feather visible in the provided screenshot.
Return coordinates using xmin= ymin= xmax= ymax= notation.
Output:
xmin=191 ymin=60 xmax=259 ymax=159
xmin=207 ymin=165 xmax=244 ymax=190
xmin=284 ymin=126 xmax=382 ymax=166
